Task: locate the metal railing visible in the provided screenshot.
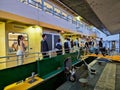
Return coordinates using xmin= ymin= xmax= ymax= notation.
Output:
xmin=0 ymin=47 xmax=82 ymax=70
xmin=0 ymin=46 xmax=119 ymax=70
xmin=108 ymin=48 xmax=120 ymax=56
xmin=18 ymin=0 xmax=92 ymax=32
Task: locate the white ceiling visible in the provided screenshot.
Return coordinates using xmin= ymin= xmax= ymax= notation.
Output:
xmin=86 ymin=0 xmax=120 ymax=34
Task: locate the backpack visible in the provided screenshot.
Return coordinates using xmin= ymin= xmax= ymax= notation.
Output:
xmin=56 ymin=44 xmax=62 ymax=49
xmin=64 ymin=42 xmax=69 ymax=49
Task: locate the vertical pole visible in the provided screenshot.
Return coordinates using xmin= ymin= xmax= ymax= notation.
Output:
xmin=37 ymin=52 xmax=40 ymax=76
xmin=119 ymin=32 xmax=120 ymax=53
xmin=52 ymin=6 xmax=55 ymax=15
xmin=16 ymin=56 xmax=19 ymax=66
xmin=41 ymin=0 xmax=44 ymax=11
xmin=60 ymin=11 xmax=62 ymax=18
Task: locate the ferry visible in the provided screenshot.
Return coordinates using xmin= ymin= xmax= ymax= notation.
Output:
xmin=0 ymin=0 xmax=120 ymax=90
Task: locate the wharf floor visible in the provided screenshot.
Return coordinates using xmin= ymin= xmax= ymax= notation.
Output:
xmin=57 ymin=60 xmax=120 ymax=90
xmin=87 ymin=54 xmax=120 ymax=62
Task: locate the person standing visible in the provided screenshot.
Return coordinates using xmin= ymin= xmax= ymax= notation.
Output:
xmin=99 ymin=38 xmax=105 ymax=56
xmin=16 ymin=35 xmax=25 ymax=65
xmin=56 ymin=38 xmax=62 ymax=55
xmin=41 ymin=34 xmax=49 ymax=58
xmin=71 ymin=40 xmax=74 ymax=48
xmin=68 ymin=38 xmax=71 ymax=51
xmin=84 ymin=39 xmax=89 ymax=55
xmin=74 ymin=38 xmax=79 ymax=48
xmin=64 ymin=38 xmax=71 ymax=53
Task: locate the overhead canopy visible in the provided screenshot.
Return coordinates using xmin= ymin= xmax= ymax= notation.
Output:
xmin=58 ymin=0 xmax=120 ymax=35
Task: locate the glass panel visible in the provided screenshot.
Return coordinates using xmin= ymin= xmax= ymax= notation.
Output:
xmin=54 ymin=35 xmax=60 ymax=49
xmin=35 ymin=0 xmax=42 ymax=3
xmin=45 ymin=34 xmax=52 ymax=51
xmin=8 ymin=33 xmax=29 ymax=54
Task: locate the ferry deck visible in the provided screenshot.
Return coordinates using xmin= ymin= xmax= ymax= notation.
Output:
xmin=0 ymin=0 xmax=120 ymax=90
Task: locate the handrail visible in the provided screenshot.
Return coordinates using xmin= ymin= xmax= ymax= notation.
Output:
xmin=1 ymin=46 xmax=119 ymax=62
xmin=18 ymin=0 xmax=93 ymax=33
xmin=0 ymin=47 xmax=81 ymax=69
xmin=0 ymin=44 xmax=119 ymax=69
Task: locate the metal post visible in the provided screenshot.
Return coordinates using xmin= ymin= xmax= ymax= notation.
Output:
xmin=16 ymin=56 xmax=19 ymax=66
xmin=59 ymin=11 xmax=62 ymax=18
xmin=41 ymin=0 xmax=44 ymax=11
xmin=66 ymin=15 xmax=69 ymax=21
xmin=52 ymin=6 xmax=55 ymax=15
xmin=119 ymin=32 xmax=120 ymax=53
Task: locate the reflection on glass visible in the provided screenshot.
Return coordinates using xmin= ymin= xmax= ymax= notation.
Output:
xmin=8 ymin=33 xmax=28 ymax=53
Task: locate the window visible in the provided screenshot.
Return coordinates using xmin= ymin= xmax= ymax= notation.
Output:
xmin=43 ymin=32 xmax=60 ymax=51
xmin=35 ymin=0 xmax=42 ymax=3
xmin=54 ymin=35 xmax=60 ymax=49
xmin=8 ymin=33 xmax=29 ymax=54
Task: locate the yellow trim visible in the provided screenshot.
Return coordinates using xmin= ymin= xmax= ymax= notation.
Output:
xmin=87 ymin=54 xmax=120 ymax=62
xmin=4 ymin=76 xmax=43 ymax=90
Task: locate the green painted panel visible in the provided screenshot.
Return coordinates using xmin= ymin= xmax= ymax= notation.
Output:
xmin=54 ymin=55 xmax=65 ymax=67
xmin=0 ymin=62 xmax=37 ymax=90
xmin=0 ymin=52 xmax=80 ymax=90
xmin=29 ymin=72 xmax=65 ymax=90
xmin=38 ymin=57 xmax=61 ymax=77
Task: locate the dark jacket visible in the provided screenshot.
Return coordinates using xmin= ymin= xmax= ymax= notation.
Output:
xmin=85 ymin=42 xmax=89 ymax=48
xmin=41 ymin=40 xmax=49 ymax=52
xmin=99 ymin=41 xmax=103 ymax=48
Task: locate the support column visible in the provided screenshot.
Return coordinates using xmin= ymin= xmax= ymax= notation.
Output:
xmin=52 ymin=6 xmax=55 ymax=16
xmin=0 ymin=22 xmax=6 ymax=69
xmin=119 ymin=32 xmax=120 ymax=53
xmin=41 ymin=0 xmax=44 ymax=11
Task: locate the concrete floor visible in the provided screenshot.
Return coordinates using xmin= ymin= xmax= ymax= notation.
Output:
xmin=57 ymin=62 xmax=106 ymax=90
xmin=115 ymin=63 xmax=120 ymax=90
xmin=57 ymin=61 xmax=120 ymax=90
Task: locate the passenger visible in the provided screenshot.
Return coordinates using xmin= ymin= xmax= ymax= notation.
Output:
xmin=71 ymin=39 xmax=74 ymax=52
xmin=94 ymin=44 xmax=99 ymax=55
xmin=68 ymin=38 xmax=71 ymax=51
xmin=41 ymin=34 xmax=49 ymax=58
xmin=74 ymin=38 xmax=79 ymax=48
xmin=71 ymin=40 xmax=74 ymax=48
xmin=84 ymin=38 xmax=89 ymax=55
xmin=91 ymin=39 xmax=95 ymax=47
xmin=89 ymin=39 xmax=95 ymax=53
xmin=89 ymin=39 xmax=94 ymax=47
xmin=99 ymin=38 xmax=105 ymax=56
xmin=64 ymin=38 xmax=70 ymax=53
xmin=80 ymin=37 xmax=85 ymax=48
xmin=16 ymin=35 xmax=25 ymax=65
xmin=56 ymin=38 xmax=62 ymax=55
